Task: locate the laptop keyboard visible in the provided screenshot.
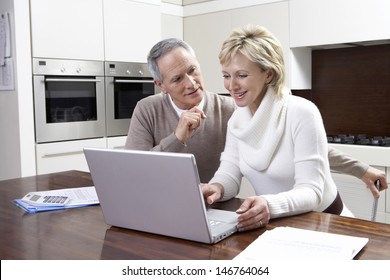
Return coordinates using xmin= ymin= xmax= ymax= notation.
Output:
xmin=209 ymin=220 xmax=222 ymax=227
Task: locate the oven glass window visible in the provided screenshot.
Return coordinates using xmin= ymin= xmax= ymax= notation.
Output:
xmin=45 ymin=76 xmax=97 ymax=123
xmin=114 ymin=79 xmax=155 ymax=119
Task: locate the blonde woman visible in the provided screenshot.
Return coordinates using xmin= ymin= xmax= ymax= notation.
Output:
xmin=202 ymin=25 xmax=353 ymax=232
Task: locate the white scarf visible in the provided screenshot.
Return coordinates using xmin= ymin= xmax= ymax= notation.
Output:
xmin=228 ymin=87 xmax=290 ymax=171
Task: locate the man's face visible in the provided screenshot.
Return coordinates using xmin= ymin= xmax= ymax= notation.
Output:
xmin=155 ymin=47 xmax=205 ymax=110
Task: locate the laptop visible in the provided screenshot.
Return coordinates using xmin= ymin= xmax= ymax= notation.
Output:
xmin=84 ymin=147 xmax=238 ymax=244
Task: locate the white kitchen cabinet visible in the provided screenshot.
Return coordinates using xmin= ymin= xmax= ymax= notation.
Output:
xmin=103 ymin=0 xmax=161 ymax=62
xmin=30 ymin=0 xmax=105 ymax=60
xmin=36 ymin=138 xmax=107 ymax=175
xmin=332 ymin=170 xmax=387 ymax=223
xmin=106 ymin=136 xmax=127 ymax=150
xmin=184 ymin=1 xmax=290 ymax=93
xmin=290 ymin=0 xmax=390 ymax=48
xmin=289 ymin=47 xmax=311 ymax=89
xmin=329 ymin=144 xmax=390 ymax=224
xmin=387 ymin=168 xmax=390 ymax=217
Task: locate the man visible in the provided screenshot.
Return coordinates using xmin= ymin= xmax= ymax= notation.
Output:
xmin=125 ymin=38 xmax=387 ymax=197
xmin=125 ymin=38 xmax=235 ymax=183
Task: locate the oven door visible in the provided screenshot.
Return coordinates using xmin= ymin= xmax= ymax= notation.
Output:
xmin=105 ymin=77 xmax=155 ymax=136
xmin=33 ymin=75 xmax=106 ymax=143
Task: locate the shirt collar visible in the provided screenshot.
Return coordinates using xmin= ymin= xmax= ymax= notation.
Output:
xmin=168 ymin=94 xmax=205 ymax=117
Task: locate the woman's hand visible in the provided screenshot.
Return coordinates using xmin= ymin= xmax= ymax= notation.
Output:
xmin=236 ymin=196 xmax=270 ymax=231
xmin=201 ymin=183 xmax=224 ymax=205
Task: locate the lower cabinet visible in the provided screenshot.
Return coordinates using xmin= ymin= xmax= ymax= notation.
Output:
xmin=106 ymin=136 xmax=126 ymax=150
xmin=36 ymin=137 xmax=128 ymax=175
xmin=36 ymin=138 xmax=107 ymax=174
xmin=237 ymin=169 xmax=390 ymax=224
xmin=332 ymin=167 xmax=389 ymax=224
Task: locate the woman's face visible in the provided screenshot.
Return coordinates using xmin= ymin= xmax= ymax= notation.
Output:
xmin=221 ymin=52 xmax=273 ymax=114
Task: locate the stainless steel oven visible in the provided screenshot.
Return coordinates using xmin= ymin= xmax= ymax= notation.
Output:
xmin=33 ymin=58 xmax=105 ymax=143
xmin=105 ymin=61 xmax=156 ymax=137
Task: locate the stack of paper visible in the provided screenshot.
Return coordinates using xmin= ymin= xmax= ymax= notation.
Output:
xmin=13 ymin=186 xmax=99 ymax=213
xmin=234 ymin=227 xmax=368 ymax=260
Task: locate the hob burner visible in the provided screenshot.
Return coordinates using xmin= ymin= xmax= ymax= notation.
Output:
xmin=327 ymin=135 xmax=390 ymax=147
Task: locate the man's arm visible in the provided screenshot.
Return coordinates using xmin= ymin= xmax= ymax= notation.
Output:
xmin=124 ymin=102 xmax=184 ymax=151
xmin=125 ymin=100 xmax=206 ymax=152
xmin=328 ymin=146 xmax=387 ymax=198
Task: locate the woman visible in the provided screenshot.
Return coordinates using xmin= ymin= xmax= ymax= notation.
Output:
xmin=202 ymin=25 xmax=352 ymax=232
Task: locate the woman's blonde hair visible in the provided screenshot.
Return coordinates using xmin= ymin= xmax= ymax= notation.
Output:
xmin=219 ymin=25 xmax=285 ymax=98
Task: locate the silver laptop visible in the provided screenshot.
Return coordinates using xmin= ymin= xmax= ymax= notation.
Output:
xmin=84 ymin=147 xmax=238 ymax=244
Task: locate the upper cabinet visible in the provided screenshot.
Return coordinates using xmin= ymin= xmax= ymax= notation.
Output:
xmin=30 ymin=0 xmax=105 ymax=60
xmin=290 ymin=0 xmax=390 ymax=47
xmin=30 ymin=0 xmax=161 ymax=62
xmin=103 ymin=0 xmax=161 ymax=63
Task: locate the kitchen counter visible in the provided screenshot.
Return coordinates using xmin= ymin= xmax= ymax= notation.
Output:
xmin=329 ymin=143 xmax=390 ymax=167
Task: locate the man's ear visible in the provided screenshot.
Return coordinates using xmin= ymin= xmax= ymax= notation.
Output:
xmin=154 ymin=80 xmax=166 ymax=94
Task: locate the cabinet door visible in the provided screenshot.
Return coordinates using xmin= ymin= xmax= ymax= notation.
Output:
xmin=290 ymin=0 xmax=390 ymax=48
xmin=36 ymin=138 xmax=107 ymax=175
xmin=387 ymin=167 xmax=390 ymax=214
xmin=103 ymin=0 xmax=161 ymax=62
xmin=332 ymin=170 xmax=386 ymax=223
xmin=30 ymin=0 xmax=104 ymax=60
xmin=107 ymin=136 xmax=127 ymax=149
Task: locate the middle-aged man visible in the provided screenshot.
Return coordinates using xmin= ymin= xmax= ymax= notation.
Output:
xmin=125 ymin=38 xmax=387 ymax=197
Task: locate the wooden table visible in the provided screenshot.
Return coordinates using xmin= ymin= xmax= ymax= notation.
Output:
xmin=1 ymin=170 xmax=390 ymax=260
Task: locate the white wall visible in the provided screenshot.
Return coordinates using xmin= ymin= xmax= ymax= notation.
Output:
xmin=0 ymin=0 xmax=20 ymax=180
xmin=0 ymin=0 xmax=36 ymax=180
xmin=184 ymin=1 xmax=290 ymax=93
xmin=161 ymin=3 xmax=183 ymax=40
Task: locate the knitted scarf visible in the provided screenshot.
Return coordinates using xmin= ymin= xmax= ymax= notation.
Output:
xmin=228 ymin=87 xmax=290 ymax=171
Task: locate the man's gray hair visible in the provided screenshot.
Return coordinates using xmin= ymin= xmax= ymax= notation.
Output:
xmin=147 ymin=38 xmax=196 ymax=82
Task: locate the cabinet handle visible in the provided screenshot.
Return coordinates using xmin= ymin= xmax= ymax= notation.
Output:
xmin=114 ymin=79 xmax=154 ymax=83
xmin=42 ymin=150 xmax=84 ymax=158
xmin=112 ymin=146 xmax=125 ymax=149
xmin=45 ymin=78 xmax=102 ymax=83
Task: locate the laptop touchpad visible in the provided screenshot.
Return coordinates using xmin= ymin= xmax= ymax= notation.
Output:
xmin=207 ymin=209 xmax=238 ymax=224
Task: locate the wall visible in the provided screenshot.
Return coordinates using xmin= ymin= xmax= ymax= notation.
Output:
xmin=0 ymin=0 xmax=20 ymax=179
xmin=311 ymin=44 xmax=390 ymax=137
xmin=0 ymin=0 xmax=35 ymax=180
xmin=183 ymin=1 xmax=289 ymax=93
xmin=161 ymin=2 xmax=183 ymax=39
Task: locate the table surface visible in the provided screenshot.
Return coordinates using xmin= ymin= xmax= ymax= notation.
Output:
xmin=1 ymin=170 xmax=390 ymax=260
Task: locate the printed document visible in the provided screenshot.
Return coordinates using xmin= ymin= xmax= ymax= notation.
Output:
xmin=234 ymin=226 xmax=368 ymax=260
xmin=13 ymin=186 xmax=99 ymax=213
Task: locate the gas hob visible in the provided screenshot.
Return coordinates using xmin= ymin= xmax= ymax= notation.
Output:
xmin=327 ymin=135 xmax=390 ymax=147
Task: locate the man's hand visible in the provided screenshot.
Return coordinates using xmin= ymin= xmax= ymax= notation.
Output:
xmin=175 ymin=107 xmax=206 ymax=143
xmin=361 ymin=166 xmax=388 ymax=198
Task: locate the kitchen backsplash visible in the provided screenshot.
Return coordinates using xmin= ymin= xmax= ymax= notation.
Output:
xmin=292 ymin=44 xmax=390 ymax=139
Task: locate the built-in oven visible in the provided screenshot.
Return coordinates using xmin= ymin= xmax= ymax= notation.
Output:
xmin=105 ymin=61 xmax=156 ymax=137
xmin=33 ymin=58 xmax=105 ymax=143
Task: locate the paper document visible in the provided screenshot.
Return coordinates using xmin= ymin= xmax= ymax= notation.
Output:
xmin=0 ymin=12 xmax=11 ymax=65
xmin=234 ymin=227 xmax=368 ymax=260
xmin=13 ymin=186 xmax=99 ymax=213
